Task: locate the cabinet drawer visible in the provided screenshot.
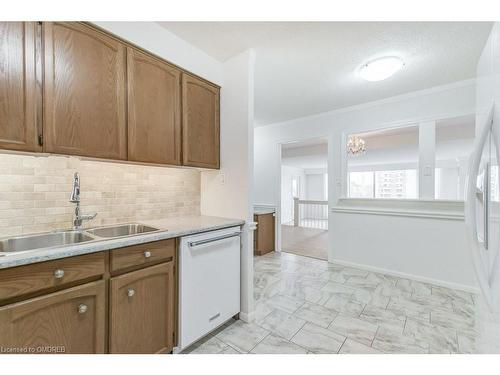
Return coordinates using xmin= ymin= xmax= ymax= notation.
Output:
xmin=110 ymin=239 xmax=175 ymax=273
xmin=0 ymin=252 xmax=105 ymax=302
xmin=0 ymin=280 xmax=106 ymax=353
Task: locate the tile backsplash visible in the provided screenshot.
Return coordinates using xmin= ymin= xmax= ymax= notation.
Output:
xmin=0 ymin=153 xmax=201 ymax=237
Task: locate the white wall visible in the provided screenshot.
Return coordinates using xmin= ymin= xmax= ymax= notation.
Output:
xmin=306 ymin=173 xmax=327 ymax=200
xmin=254 ymin=79 xmax=478 ymax=290
xmin=418 ymin=122 xmax=436 ymax=199
xmin=331 ymin=213 xmax=470 ymax=287
xmin=280 ymin=165 xmax=305 ymax=224
xmin=200 ymin=50 xmax=256 ymax=322
xmin=305 ymin=172 xmax=328 ymax=220
xmin=435 ymin=167 xmax=460 ymax=200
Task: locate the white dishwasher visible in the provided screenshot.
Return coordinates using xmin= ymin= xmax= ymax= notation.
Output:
xmin=178 ymin=226 xmax=241 ymax=351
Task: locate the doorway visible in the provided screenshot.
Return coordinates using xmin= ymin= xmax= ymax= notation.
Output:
xmin=279 ymin=137 xmax=329 ymax=260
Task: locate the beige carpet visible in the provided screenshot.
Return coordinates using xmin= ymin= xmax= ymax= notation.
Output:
xmin=281 ymin=225 xmax=328 ymax=261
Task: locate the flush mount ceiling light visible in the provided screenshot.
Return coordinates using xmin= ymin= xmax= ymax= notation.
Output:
xmin=359 ymin=56 xmax=405 ymax=82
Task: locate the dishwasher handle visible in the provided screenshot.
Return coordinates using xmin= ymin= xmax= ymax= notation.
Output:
xmin=187 ymin=231 xmax=241 ymax=248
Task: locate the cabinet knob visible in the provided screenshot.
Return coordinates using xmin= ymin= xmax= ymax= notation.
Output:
xmin=127 ymin=288 xmax=135 ymax=298
xmin=78 ymin=304 xmax=88 ymax=314
xmin=143 ymin=251 xmax=151 ymax=258
xmin=54 ymin=269 xmax=65 ymax=279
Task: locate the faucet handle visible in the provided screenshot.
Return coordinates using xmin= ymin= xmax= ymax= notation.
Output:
xmin=69 ymin=172 xmax=81 ymax=203
xmin=83 ymin=212 xmax=98 ymax=221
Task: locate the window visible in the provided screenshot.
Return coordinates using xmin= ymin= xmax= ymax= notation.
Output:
xmin=375 ymin=169 xmax=417 ymax=199
xmin=348 ymin=170 xmax=417 ymax=199
xmin=348 ymin=171 xmax=374 ymax=198
xmin=346 ymin=115 xmax=477 ymax=201
xmin=347 ymin=125 xmax=419 ymax=199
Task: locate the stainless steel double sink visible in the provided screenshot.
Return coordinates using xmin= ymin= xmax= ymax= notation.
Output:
xmin=0 ymin=223 xmax=160 ymax=255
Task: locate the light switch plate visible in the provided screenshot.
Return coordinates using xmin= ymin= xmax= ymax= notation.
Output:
xmin=220 ymin=172 xmax=226 ymax=185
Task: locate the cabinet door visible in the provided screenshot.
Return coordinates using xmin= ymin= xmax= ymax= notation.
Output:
xmin=0 ymin=22 xmax=39 ymax=152
xmin=182 ymin=74 xmax=220 ymax=169
xmin=127 ymin=48 xmax=181 ymax=165
xmin=255 ymin=213 xmax=275 ymax=255
xmin=109 ymin=262 xmax=175 ymax=353
xmin=43 ymin=22 xmax=127 ymax=160
xmin=0 ymin=281 xmax=105 ymax=354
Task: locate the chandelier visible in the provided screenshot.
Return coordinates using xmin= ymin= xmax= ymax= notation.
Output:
xmin=347 ymin=136 xmax=366 ymax=156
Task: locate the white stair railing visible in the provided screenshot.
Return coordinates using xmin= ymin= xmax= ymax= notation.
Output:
xmin=293 ymin=197 xmax=328 ymax=230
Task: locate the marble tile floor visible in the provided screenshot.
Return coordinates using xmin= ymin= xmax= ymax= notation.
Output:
xmin=183 ymin=251 xmax=477 ymax=354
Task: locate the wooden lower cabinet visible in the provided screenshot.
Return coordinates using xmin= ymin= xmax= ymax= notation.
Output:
xmin=0 ymin=239 xmax=178 ymax=354
xmin=254 ymin=213 xmax=275 ymax=256
xmin=109 ymin=262 xmax=175 ymax=354
xmin=0 ymin=280 xmax=106 ymax=354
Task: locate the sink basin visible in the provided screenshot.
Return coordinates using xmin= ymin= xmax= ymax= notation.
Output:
xmin=0 ymin=224 xmax=160 ymax=256
xmin=85 ymin=223 xmax=159 ymax=238
xmin=0 ymin=231 xmax=95 ymax=253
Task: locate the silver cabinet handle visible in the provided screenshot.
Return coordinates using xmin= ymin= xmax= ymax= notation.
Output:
xmin=54 ymin=269 xmax=65 ymax=279
xmin=144 ymin=251 xmax=151 ymax=258
xmin=78 ymin=304 xmax=88 ymax=314
xmin=127 ymin=288 xmax=135 ymax=298
xmin=209 ymin=312 xmax=221 ymax=321
xmin=188 ymin=232 xmax=241 ymax=248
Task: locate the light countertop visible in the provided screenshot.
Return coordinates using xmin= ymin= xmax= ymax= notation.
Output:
xmin=254 ymin=209 xmax=275 ymax=215
xmin=253 ymin=205 xmax=276 ymax=215
xmin=0 ymin=215 xmax=245 ymax=270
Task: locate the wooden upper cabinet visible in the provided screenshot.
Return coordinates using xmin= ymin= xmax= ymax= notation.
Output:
xmin=109 ymin=262 xmax=175 ymax=354
xmin=0 ymin=281 xmax=106 ymax=354
xmin=127 ymin=48 xmax=181 ymax=165
xmin=0 ymin=21 xmax=221 ymax=168
xmin=0 ymin=22 xmax=39 ymax=152
xmin=182 ymin=74 xmax=220 ymax=169
xmin=42 ymin=22 xmax=127 ymax=160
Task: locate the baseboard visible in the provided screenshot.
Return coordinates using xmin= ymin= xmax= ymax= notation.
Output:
xmin=330 ymin=258 xmax=480 ymax=295
xmin=238 ymin=310 xmax=255 ymax=323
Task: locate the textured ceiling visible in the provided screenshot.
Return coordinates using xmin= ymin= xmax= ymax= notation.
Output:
xmin=158 ymin=22 xmax=492 ymax=126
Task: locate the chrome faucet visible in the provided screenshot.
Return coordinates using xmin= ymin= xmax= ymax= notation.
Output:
xmin=70 ymin=172 xmax=97 ymax=230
